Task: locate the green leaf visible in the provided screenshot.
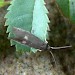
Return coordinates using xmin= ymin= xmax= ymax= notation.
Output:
xmin=56 ymin=0 xmax=75 ymax=23
xmin=56 ymin=0 xmax=69 ymax=17
xmin=69 ymin=0 xmax=75 ymax=23
xmin=5 ymin=0 xmax=49 ymax=52
xmin=31 ymin=0 xmax=49 ymax=53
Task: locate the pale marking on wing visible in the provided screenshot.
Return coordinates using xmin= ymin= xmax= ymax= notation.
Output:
xmin=24 ymin=36 xmax=28 ymax=40
xmin=22 ymin=41 xmax=26 ymax=44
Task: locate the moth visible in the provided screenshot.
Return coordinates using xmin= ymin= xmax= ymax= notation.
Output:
xmin=9 ymin=27 xmax=72 ymax=51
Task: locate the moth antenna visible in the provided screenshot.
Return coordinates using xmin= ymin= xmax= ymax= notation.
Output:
xmin=50 ymin=45 xmax=72 ymax=50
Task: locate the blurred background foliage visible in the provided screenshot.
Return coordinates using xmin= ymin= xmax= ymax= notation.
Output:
xmin=0 ymin=0 xmax=75 ymax=75
xmin=45 ymin=0 xmax=75 ymax=74
xmin=0 ymin=1 xmax=15 ymax=60
xmin=0 ymin=0 xmax=10 ymax=8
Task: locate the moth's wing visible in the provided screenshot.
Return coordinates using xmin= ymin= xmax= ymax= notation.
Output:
xmin=10 ymin=27 xmax=47 ymax=50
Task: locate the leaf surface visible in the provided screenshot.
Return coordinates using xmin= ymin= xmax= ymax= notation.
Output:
xmin=5 ymin=0 xmax=49 ymax=52
xmin=56 ymin=0 xmax=75 ymax=23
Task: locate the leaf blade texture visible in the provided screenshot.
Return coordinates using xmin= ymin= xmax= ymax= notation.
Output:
xmin=5 ymin=0 xmax=49 ymax=52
